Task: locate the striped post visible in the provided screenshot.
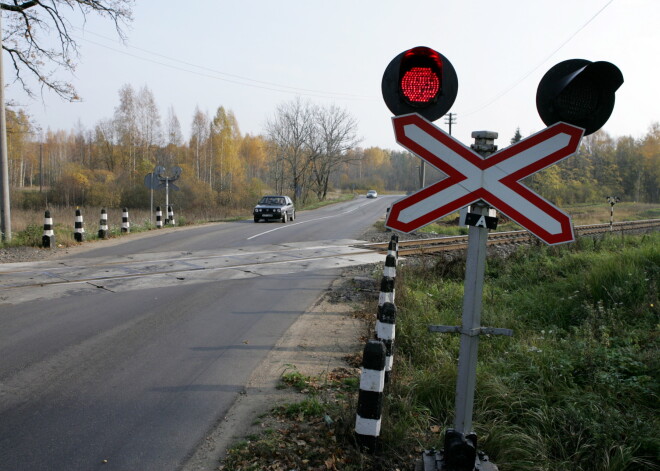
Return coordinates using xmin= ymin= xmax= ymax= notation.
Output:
xmin=73 ymin=209 xmax=85 ymax=242
xmin=167 ymin=205 xmax=175 ymax=226
xmin=384 ymin=254 xmax=397 ymax=279
xmin=156 ymin=206 xmax=163 ymax=228
xmin=355 ymin=339 xmax=386 ymax=452
xmin=98 ymin=208 xmax=108 ymax=239
xmin=121 ymin=208 xmax=130 ymax=233
xmin=388 ymin=233 xmax=399 ymax=259
xmin=378 ymin=276 xmax=395 ymax=307
xmin=376 ymin=302 xmax=396 ymax=381
xmin=42 ymin=210 xmax=55 ymax=248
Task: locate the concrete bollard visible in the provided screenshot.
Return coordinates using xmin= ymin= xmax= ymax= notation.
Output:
xmin=74 ymin=209 xmax=85 ymax=242
xmin=42 ymin=210 xmax=55 ymax=248
xmin=376 ymin=302 xmax=397 ymax=381
xmin=121 ymin=208 xmax=130 ymax=233
xmin=378 ymin=276 xmax=395 ymax=307
xmin=167 ymin=205 xmax=175 ymax=226
xmin=98 ymin=208 xmax=108 ymax=239
xmin=384 ymin=254 xmax=397 ymax=279
xmin=156 ymin=206 xmax=163 ymax=229
xmin=355 ymin=339 xmax=386 ymax=452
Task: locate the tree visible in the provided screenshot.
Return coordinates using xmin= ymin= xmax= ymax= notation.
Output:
xmin=1 ymin=0 xmax=133 ymax=101
xmin=510 ymin=127 xmax=523 ymax=145
xmin=310 ymin=104 xmax=360 ymax=200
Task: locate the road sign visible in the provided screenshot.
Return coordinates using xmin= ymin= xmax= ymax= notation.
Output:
xmin=385 ymin=114 xmax=584 ymax=245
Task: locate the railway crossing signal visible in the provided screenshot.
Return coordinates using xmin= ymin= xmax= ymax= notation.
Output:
xmin=381 ymin=46 xmax=458 ymax=122
xmin=385 ymin=114 xmax=584 ymax=245
xmin=536 ymin=59 xmax=623 ymax=135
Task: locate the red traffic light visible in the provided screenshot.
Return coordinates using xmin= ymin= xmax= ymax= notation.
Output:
xmin=382 ymin=46 xmax=458 ymax=122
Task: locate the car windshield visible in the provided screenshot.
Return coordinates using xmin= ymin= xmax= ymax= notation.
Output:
xmin=259 ymin=197 xmax=285 ymax=206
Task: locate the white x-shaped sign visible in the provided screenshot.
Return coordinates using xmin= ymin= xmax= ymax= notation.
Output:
xmin=386 ymin=114 xmax=584 ymax=245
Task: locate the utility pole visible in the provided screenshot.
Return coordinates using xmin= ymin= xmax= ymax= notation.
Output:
xmin=0 ymin=13 xmax=12 ymax=242
xmin=445 ymin=112 xmax=457 ymax=136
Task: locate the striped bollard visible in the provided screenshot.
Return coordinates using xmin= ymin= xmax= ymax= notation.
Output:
xmin=74 ymin=209 xmax=85 ymax=242
xmin=156 ymin=206 xmax=163 ymax=228
xmin=98 ymin=208 xmax=108 ymax=239
xmin=121 ymin=208 xmax=130 ymax=233
xmin=384 ymin=254 xmax=396 ymax=279
xmin=376 ymin=302 xmax=396 ymax=381
xmin=42 ymin=210 xmax=55 ymax=248
xmin=167 ymin=205 xmax=175 ymax=226
xmin=378 ymin=276 xmax=395 ymax=307
xmin=355 ymin=339 xmax=386 ymax=452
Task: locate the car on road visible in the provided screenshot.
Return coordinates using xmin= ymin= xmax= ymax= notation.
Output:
xmin=253 ymin=195 xmax=295 ymax=223
xmin=366 ymin=190 xmax=378 ymax=198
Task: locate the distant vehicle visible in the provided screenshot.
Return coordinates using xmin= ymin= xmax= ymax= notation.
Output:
xmin=366 ymin=190 xmax=378 ymax=198
xmin=253 ymin=195 xmax=295 ymax=223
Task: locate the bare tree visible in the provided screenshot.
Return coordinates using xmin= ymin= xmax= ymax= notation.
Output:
xmin=265 ymin=98 xmax=317 ymax=203
xmin=1 ymin=0 xmax=133 ymax=101
xmin=311 ymin=104 xmax=361 ymax=200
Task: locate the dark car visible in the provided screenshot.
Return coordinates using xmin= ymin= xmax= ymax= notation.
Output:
xmin=253 ymin=195 xmax=295 ymax=223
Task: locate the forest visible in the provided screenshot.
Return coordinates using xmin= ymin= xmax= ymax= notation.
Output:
xmin=5 ymin=84 xmax=659 ymax=218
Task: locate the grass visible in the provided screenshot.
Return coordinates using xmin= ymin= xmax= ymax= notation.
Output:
xmin=221 ymin=231 xmax=659 ymax=471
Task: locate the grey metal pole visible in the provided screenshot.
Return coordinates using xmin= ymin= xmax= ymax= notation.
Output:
xmin=0 ymin=13 xmax=12 ymax=241
xmin=453 ymin=131 xmax=498 ymax=434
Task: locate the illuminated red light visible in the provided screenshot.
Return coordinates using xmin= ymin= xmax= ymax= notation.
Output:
xmin=400 ymin=67 xmax=440 ymax=103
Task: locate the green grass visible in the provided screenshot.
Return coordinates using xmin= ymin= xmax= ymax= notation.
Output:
xmin=386 ymin=232 xmax=659 ymax=470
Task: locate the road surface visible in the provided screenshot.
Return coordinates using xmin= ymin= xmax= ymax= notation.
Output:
xmin=0 ymin=195 xmax=397 ymax=471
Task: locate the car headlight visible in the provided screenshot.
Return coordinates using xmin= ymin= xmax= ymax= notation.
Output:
xmin=255 ymin=208 xmax=261 ymax=213
xmin=274 ymin=208 xmax=281 ymax=213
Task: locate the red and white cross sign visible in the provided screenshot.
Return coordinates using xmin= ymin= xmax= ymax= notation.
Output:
xmin=385 ymin=114 xmax=584 ymax=245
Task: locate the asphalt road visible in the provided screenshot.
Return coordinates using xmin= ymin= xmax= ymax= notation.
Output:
xmin=0 ymin=195 xmax=397 ymax=471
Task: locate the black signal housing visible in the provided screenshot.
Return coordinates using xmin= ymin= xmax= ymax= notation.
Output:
xmin=382 ymin=46 xmax=458 ymax=122
xmin=536 ymin=59 xmax=623 ymax=135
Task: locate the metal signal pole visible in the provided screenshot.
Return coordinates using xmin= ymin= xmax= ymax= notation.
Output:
xmin=0 ymin=13 xmax=12 ymax=242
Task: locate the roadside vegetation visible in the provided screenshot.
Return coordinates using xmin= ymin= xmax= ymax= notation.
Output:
xmin=221 ymin=231 xmax=659 ymax=470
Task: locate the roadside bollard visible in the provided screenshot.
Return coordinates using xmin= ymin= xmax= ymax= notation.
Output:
xmin=121 ymin=208 xmax=130 ymax=233
xmin=384 ymin=254 xmax=397 ymax=279
xmin=167 ymin=205 xmax=175 ymax=226
xmin=156 ymin=206 xmax=163 ymax=229
xmin=376 ymin=302 xmax=397 ymax=382
xmin=74 ymin=209 xmax=85 ymax=242
xmin=355 ymin=339 xmax=386 ymax=452
xmin=378 ymin=276 xmax=395 ymax=307
xmin=42 ymin=210 xmax=55 ymax=248
xmin=98 ymin=208 xmax=108 ymax=239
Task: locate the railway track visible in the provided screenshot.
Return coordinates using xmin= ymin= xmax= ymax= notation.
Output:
xmin=366 ymin=219 xmax=660 ymax=256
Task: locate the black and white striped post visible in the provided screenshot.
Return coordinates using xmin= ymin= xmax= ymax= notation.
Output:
xmin=384 ymin=254 xmax=397 ymax=280
xmin=376 ymin=302 xmax=397 ymax=381
xmin=42 ymin=210 xmax=55 ymax=248
xmin=355 ymin=339 xmax=386 ymax=452
xmin=167 ymin=205 xmax=175 ymax=226
xmin=98 ymin=208 xmax=108 ymax=239
xmin=156 ymin=206 xmax=163 ymax=229
xmin=121 ymin=208 xmax=130 ymax=233
xmin=388 ymin=233 xmax=399 ymax=258
xmin=378 ymin=276 xmax=395 ymax=307
xmin=73 ymin=209 xmax=85 ymax=242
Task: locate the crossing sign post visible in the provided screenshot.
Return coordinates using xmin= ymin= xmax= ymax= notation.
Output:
xmin=385 ymin=113 xmax=584 ymax=245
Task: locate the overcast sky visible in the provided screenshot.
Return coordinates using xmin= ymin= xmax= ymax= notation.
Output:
xmin=4 ymin=0 xmax=659 ymax=150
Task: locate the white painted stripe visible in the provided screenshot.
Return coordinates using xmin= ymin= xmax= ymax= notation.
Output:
xmin=384 ymin=266 xmax=396 ymax=278
xmin=376 ymin=322 xmax=395 ymax=341
xmin=359 ymin=368 xmax=385 ymax=392
xmin=355 ymin=417 xmax=381 ymax=436
xmin=385 ymin=356 xmax=393 ymax=371
xmin=378 ymin=291 xmax=395 ymax=306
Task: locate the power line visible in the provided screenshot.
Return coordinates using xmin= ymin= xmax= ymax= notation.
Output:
xmin=73 ymin=28 xmax=376 ymax=101
xmin=463 ymin=0 xmax=616 ymax=117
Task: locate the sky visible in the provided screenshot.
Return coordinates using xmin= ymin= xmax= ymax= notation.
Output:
xmin=4 ymin=0 xmax=659 ymax=151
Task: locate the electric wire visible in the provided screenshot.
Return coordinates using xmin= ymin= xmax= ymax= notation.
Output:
xmin=463 ymin=0 xmax=616 ymax=117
